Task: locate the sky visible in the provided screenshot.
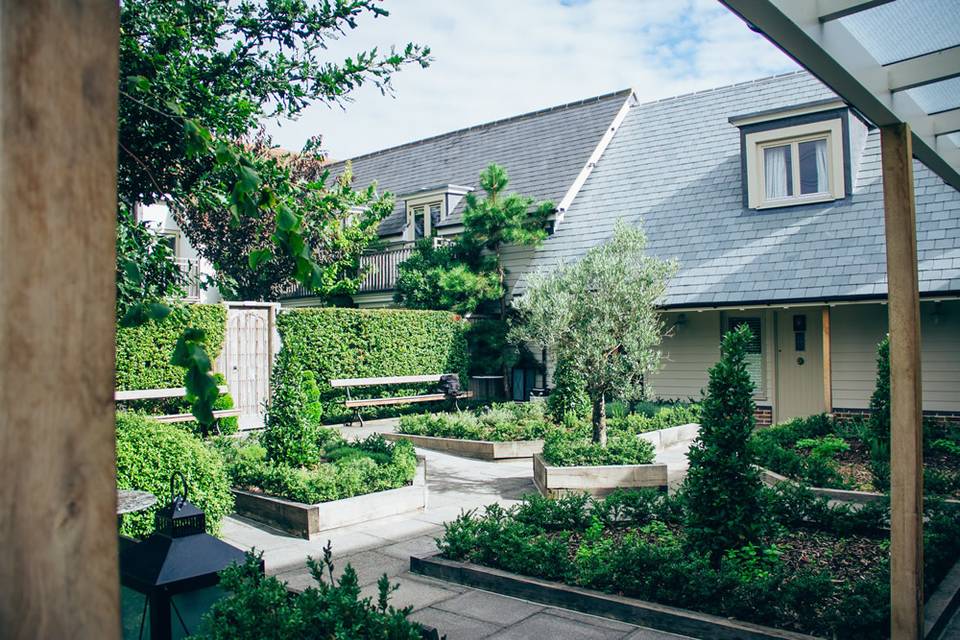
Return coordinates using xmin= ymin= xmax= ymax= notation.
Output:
xmin=264 ymin=0 xmax=800 ymax=160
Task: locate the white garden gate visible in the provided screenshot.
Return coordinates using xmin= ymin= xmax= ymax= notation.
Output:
xmin=216 ymin=302 xmax=278 ymax=430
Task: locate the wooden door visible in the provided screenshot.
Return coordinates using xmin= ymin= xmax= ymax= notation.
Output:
xmin=219 ymin=306 xmax=272 ymax=429
xmin=775 ymin=309 xmax=825 ymax=421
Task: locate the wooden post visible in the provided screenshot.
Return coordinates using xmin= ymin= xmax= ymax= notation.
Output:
xmin=881 ymin=123 xmax=924 ymax=640
xmin=822 ymin=307 xmax=832 ymax=413
xmin=0 ymin=2 xmax=120 ymax=639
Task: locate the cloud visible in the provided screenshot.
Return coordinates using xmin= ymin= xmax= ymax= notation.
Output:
xmin=264 ymin=0 xmax=798 ymax=159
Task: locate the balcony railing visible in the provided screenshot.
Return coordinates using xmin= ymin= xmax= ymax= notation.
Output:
xmin=358 ymin=246 xmax=414 ymax=293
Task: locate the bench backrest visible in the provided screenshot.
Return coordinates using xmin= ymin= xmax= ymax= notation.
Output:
xmin=329 ymin=374 xmax=447 ymax=388
xmin=114 ymin=385 xmax=229 ymax=402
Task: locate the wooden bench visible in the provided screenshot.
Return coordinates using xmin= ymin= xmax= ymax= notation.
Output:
xmin=114 ymin=386 xmax=242 ymax=429
xmin=330 ymin=374 xmax=473 ymax=427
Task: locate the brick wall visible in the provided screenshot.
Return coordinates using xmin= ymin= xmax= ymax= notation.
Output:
xmin=754 ymin=405 xmax=773 ymax=426
xmin=833 ymin=407 xmax=960 ymax=426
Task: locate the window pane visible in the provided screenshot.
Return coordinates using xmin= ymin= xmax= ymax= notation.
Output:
xmin=429 ymin=203 xmax=441 ymax=229
xmin=763 ymin=145 xmax=792 ymax=199
xmin=799 ymin=139 xmax=829 ymax=194
xmin=413 ymin=206 xmax=424 ymax=239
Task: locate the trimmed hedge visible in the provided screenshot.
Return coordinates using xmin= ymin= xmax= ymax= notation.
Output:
xmin=115 ymin=303 xmax=227 ymax=390
xmin=398 ymin=400 xmax=555 ymax=442
xmin=275 ymin=308 xmax=469 ymax=420
xmin=218 ymin=432 xmax=418 ymax=505
xmin=115 ymin=412 xmax=234 ymax=539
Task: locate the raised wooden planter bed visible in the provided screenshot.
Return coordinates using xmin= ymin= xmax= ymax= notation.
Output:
xmin=384 ymin=432 xmax=543 ymax=461
xmin=232 ymin=457 xmax=427 ymax=539
xmin=411 ymin=553 xmax=960 ymax=640
xmin=758 ymin=466 xmax=960 ymax=510
xmin=637 ymin=422 xmax=699 ymax=451
xmin=532 ymin=453 xmax=668 ymax=498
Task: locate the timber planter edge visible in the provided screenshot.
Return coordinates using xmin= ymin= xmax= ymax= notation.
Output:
xmin=232 ymin=456 xmax=427 ymax=539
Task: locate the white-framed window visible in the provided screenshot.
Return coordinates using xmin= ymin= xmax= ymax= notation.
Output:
xmin=404 ymin=200 xmax=443 ymax=241
xmin=744 ymin=119 xmax=845 ymax=209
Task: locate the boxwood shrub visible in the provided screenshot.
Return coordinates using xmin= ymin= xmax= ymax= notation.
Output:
xmin=115 ymin=412 xmax=234 ymax=539
xmin=398 ymin=400 xmax=555 ymax=442
xmin=218 ymin=432 xmax=418 ymax=505
xmin=115 ymin=303 xmax=226 ymax=390
xmin=274 ymin=307 xmax=469 ymax=421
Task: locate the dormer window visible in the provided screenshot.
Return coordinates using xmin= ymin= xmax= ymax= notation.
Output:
xmin=731 ymin=100 xmax=852 ymax=211
xmin=404 ymin=201 xmax=442 ymax=240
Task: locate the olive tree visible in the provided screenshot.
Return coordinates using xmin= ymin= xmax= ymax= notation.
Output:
xmin=511 ymin=222 xmax=676 ymax=445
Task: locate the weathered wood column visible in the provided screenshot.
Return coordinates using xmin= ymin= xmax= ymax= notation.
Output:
xmin=881 ymin=123 xmax=924 ymax=640
xmin=0 ymin=2 xmax=120 ymax=638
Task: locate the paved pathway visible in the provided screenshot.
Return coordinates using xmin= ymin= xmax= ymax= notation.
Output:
xmin=222 ymin=419 xmax=695 ymax=639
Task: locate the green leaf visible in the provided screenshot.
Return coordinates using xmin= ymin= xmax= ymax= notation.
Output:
xmin=248 ymin=248 xmax=272 ymax=270
xmin=236 ymin=165 xmax=261 ymax=193
xmin=119 ymin=303 xmax=149 ymax=328
xmin=165 ymin=99 xmax=186 ymax=116
xmin=146 ymin=302 xmax=171 ymax=321
xmin=276 ymin=205 xmax=298 ymax=232
xmin=126 ymin=75 xmax=151 ymax=93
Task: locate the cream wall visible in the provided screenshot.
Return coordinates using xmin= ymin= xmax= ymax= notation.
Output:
xmin=830 ymin=300 xmax=960 ymax=412
xmin=649 ymin=311 xmax=720 ymax=402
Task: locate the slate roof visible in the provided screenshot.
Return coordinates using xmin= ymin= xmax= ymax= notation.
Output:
xmin=512 ymin=71 xmax=960 ymax=306
xmin=326 ymin=89 xmax=633 ymax=236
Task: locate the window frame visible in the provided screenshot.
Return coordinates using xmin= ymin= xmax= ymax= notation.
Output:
xmin=745 ymin=119 xmax=845 ymax=210
xmin=403 ymin=198 xmax=444 ymax=241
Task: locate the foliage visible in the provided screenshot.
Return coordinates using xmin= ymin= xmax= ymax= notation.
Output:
xmin=868 ymin=335 xmax=891 ymax=445
xmin=115 ymin=303 xmax=226 ymax=389
xmin=394 ymin=239 xmax=501 ymax=315
xmin=546 ymin=357 xmax=592 ymax=422
xmin=115 ymin=412 xmax=233 ymax=539
xmin=541 ymin=429 xmax=655 ymax=467
xmin=465 ymin=319 xmax=518 ymax=377
xmin=220 ymin=434 xmax=418 ymax=505
xmin=115 ymin=208 xmax=185 ymax=318
xmin=750 ymin=414 xmax=858 ymax=489
xmin=261 ymin=351 xmax=330 ymax=466
xmin=683 ymin=325 xmax=765 ymax=559
xmin=609 ymin=402 xmax=701 ymax=435
xmin=398 ymin=400 xmax=555 ymax=442
xmin=117 ymin=0 xmax=430 ymax=428
xmin=175 ymin=148 xmax=391 ymax=302
xmin=193 ymin=546 xmax=429 ymax=640
xmin=394 ymin=164 xmax=553 ymax=316
xmin=511 ymin=222 xmax=677 ymax=445
xmin=436 ymin=489 xmax=960 ymax=639
xmin=274 ymin=308 xmax=468 ymax=420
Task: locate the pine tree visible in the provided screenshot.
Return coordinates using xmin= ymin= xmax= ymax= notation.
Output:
xmin=868 ymin=335 xmax=891 ymax=444
xmin=683 ymin=324 xmax=765 ymax=559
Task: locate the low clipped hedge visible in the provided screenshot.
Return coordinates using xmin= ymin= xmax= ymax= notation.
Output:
xmin=274 ymin=308 xmax=469 ymax=421
xmin=542 ymin=429 xmax=656 ymax=466
xmin=398 ymin=401 xmax=554 ymax=442
xmin=115 ymin=303 xmax=226 ymax=390
xmin=115 ymin=412 xmax=234 ymax=539
xmin=217 ymin=432 xmax=418 ymax=505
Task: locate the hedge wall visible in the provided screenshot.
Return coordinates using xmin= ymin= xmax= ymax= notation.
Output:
xmin=275 ymin=308 xmax=469 ymax=420
xmin=115 ymin=303 xmax=227 ymax=390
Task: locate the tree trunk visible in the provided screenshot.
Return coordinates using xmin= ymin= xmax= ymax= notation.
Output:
xmin=592 ymin=394 xmax=607 ymax=446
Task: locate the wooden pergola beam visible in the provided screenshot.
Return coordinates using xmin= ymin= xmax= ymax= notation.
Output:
xmin=882 ymin=122 xmax=925 ymax=639
xmin=0 ymin=2 xmax=121 ymax=638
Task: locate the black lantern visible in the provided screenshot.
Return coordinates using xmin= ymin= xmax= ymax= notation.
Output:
xmin=120 ymin=473 xmax=250 ymax=640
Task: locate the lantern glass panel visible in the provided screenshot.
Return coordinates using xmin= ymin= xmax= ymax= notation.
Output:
xmin=121 ymin=585 xmax=150 ymax=640
xmin=171 ymin=585 xmax=225 ymax=640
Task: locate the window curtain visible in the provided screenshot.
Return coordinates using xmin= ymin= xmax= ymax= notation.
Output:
xmin=814 ymin=139 xmax=829 ymax=193
xmin=764 ymin=146 xmax=789 ymax=199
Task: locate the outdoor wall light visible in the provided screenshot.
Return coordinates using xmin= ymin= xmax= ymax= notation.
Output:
xmin=120 ymin=473 xmax=252 ymax=640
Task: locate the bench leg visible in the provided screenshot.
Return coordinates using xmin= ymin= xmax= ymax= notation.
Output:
xmin=356 ymin=410 xmax=365 ymax=428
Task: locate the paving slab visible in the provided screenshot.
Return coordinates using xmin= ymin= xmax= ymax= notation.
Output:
xmin=409 ymin=606 xmax=504 ymax=640
xmin=483 ymin=611 xmax=631 ymax=640
xmin=434 ymin=589 xmax=544 ymax=626
xmin=359 ymin=573 xmax=464 ymax=612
